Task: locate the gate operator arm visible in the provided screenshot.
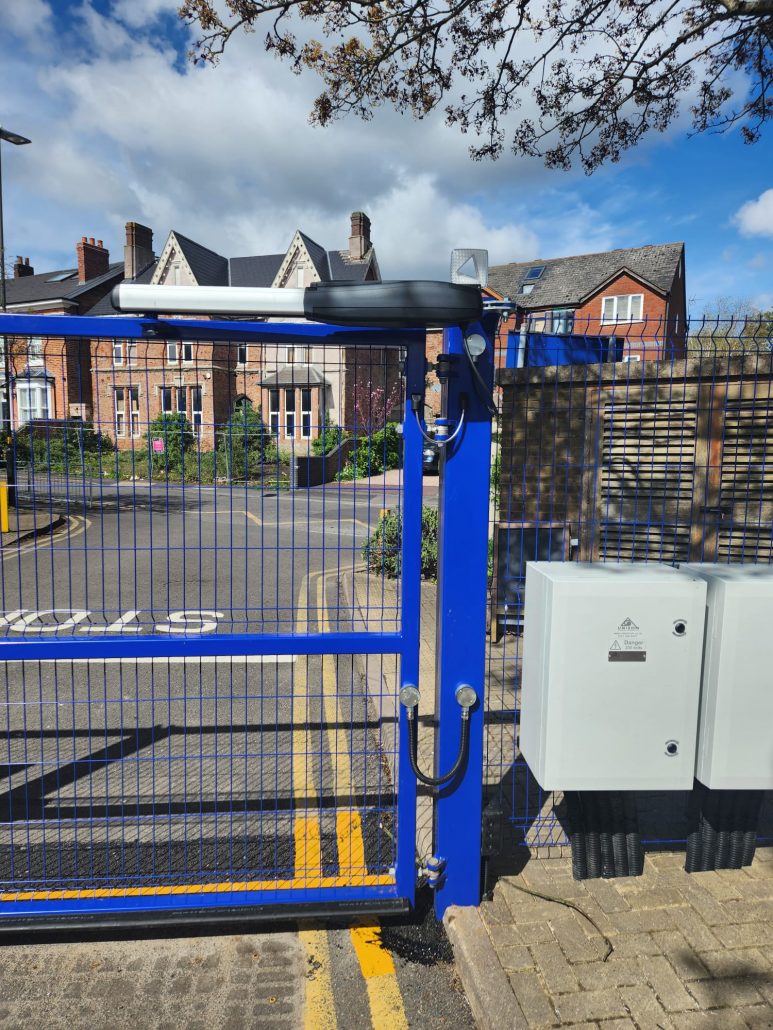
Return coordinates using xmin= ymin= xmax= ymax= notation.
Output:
xmin=113 ymin=280 xmax=482 ymax=329
xmin=399 ymin=684 xmax=477 ymax=787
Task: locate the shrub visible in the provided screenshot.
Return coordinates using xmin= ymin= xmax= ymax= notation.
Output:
xmin=362 ymin=505 xmax=438 ymax=580
xmin=217 ymin=401 xmax=271 ymax=481
xmin=311 ymin=415 xmax=346 ymax=456
xmin=490 ymin=451 xmax=500 ymax=502
xmin=339 ymin=422 xmax=401 ymax=481
xmin=146 ymin=411 xmax=195 ymax=475
xmin=14 ymin=420 xmax=114 ymax=473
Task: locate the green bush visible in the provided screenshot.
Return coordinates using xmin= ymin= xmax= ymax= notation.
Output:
xmin=339 ymin=423 xmax=401 ymax=481
xmin=146 ymin=411 xmax=194 ymax=475
xmin=183 ymin=449 xmax=217 ymax=484
xmin=490 ymin=451 xmax=500 ymax=502
xmin=362 ymin=505 xmax=438 ymax=580
xmin=14 ymin=421 xmax=114 ymax=474
xmin=217 ymin=401 xmax=272 ymax=481
xmin=311 ymin=415 xmax=346 ymax=456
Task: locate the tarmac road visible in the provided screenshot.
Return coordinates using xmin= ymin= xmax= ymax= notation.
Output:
xmin=0 ymin=479 xmax=474 ymax=1028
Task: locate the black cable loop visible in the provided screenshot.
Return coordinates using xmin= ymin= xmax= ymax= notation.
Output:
xmin=405 ymin=708 xmax=470 ymax=788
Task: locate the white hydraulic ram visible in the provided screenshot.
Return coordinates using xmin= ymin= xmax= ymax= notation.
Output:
xmin=112 ymin=280 xmax=483 ymax=329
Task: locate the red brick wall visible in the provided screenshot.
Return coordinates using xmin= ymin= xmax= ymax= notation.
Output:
xmin=571 ymin=273 xmax=668 ymax=359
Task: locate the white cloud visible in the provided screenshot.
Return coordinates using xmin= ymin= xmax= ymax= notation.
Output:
xmin=734 ymin=189 xmax=773 ymax=238
xmin=112 ymin=0 xmax=180 ymax=29
xmin=0 ymin=0 xmax=695 ymax=282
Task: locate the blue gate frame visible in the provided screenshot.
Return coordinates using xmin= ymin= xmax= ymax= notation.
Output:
xmin=0 ymin=309 xmax=495 ymax=928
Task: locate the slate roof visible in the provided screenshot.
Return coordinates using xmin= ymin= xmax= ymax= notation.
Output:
xmin=229 ymin=254 xmax=284 ymax=287
xmin=85 ymin=260 xmax=158 ymax=316
xmin=228 ymin=241 xmax=373 ymax=286
xmin=488 ymin=243 xmax=684 ymax=310
xmin=3 ymin=262 xmax=124 ymax=308
xmin=173 ymin=232 xmax=229 ymax=287
xmin=260 ymin=366 xmax=329 ymax=387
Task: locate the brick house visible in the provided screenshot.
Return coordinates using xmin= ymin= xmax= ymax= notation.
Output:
xmin=1 ymin=238 xmax=126 ymax=426
xmin=90 ymin=213 xmax=388 ymax=450
xmin=487 ymin=242 xmax=687 ymax=364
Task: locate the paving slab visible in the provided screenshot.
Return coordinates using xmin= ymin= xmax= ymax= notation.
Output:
xmin=448 ymin=851 xmax=773 ymax=1030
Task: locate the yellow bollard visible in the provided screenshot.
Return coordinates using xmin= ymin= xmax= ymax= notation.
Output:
xmin=0 ymin=482 xmax=8 ymax=534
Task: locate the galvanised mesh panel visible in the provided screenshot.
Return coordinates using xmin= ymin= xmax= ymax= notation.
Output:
xmin=486 ymin=317 xmax=773 ymax=852
xmin=0 ymin=322 xmax=423 ymax=916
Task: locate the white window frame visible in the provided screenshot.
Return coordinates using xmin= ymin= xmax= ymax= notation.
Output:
xmin=16 ymin=381 xmax=51 ymax=424
xmin=285 ymin=388 xmax=296 ymax=438
xmin=112 ymin=340 xmax=124 ymax=366
xmin=28 ymin=338 xmax=44 ymax=367
xmin=129 ymin=386 xmax=140 ymax=438
xmin=550 ymin=309 xmax=575 ymax=335
xmin=177 ymin=387 xmax=187 ymax=416
xmin=127 ymin=341 xmax=137 ymax=366
xmin=182 ymin=342 xmax=193 ymax=363
xmin=191 ymin=385 xmax=203 ymax=434
xmin=269 ymin=388 xmax=280 ymax=436
xmin=166 ymin=342 xmax=177 ymax=362
xmin=161 ymin=386 xmax=173 ymax=413
xmin=300 ymin=388 xmax=313 ymax=440
xmin=114 ymin=388 xmax=125 ymax=437
xmin=601 ymin=294 xmax=644 ymax=324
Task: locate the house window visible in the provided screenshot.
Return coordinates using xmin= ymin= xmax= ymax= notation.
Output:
xmin=112 ymin=340 xmax=124 ymax=366
xmin=551 ymin=309 xmax=575 ymax=335
xmin=182 ymin=342 xmax=193 ymax=363
xmin=269 ymin=388 xmax=280 ymax=436
xmin=601 ymin=294 xmax=644 ymax=323
xmin=127 ymin=341 xmax=137 ymax=366
xmin=286 ymin=346 xmax=310 ymax=364
xmin=301 ymin=388 xmax=313 ymax=439
xmin=191 ymin=386 xmax=203 ymax=433
xmin=28 ymin=339 xmax=44 ymax=367
xmin=114 ymin=388 xmax=125 ymax=437
xmin=285 ymin=388 xmax=296 ymax=438
xmin=167 ymin=342 xmax=177 ymax=362
xmin=161 ymin=386 xmax=173 ymax=413
xmin=129 ymin=387 xmax=140 ymax=438
xmin=177 ymin=387 xmax=187 ymax=415
xmin=237 ymin=343 xmax=248 ymax=365
xmin=16 ymin=382 xmax=51 ymax=423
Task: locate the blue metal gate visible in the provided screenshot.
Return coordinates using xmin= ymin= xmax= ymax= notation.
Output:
xmin=0 ymin=312 xmax=458 ymax=927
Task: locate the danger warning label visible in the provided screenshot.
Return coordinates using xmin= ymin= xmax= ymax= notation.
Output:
xmin=608 ymin=616 xmax=647 ymax=662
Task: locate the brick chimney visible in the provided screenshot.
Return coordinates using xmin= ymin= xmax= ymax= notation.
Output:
xmin=13 ymin=256 xmax=33 ymax=278
xmin=124 ymin=221 xmax=154 ymax=281
xmin=348 ymin=211 xmax=371 ymax=261
xmin=76 ymin=236 xmax=109 ymax=283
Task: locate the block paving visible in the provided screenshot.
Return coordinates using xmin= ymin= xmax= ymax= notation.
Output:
xmin=479 ymin=848 xmax=773 ymax=1028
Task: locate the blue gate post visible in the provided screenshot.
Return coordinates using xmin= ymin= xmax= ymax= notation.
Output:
xmin=433 ymin=316 xmax=497 ymax=917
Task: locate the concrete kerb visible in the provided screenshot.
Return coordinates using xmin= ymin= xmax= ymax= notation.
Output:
xmin=444 ymin=905 xmax=528 ymax=1030
xmin=1 ymin=511 xmax=66 ymax=548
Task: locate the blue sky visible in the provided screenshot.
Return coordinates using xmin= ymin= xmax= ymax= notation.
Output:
xmin=1 ymin=0 xmax=771 ymax=312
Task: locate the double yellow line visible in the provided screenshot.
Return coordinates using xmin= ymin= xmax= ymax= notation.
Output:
xmin=298 ymin=569 xmax=407 ymax=1030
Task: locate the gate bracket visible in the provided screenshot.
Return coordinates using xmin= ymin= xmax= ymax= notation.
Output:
xmin=422 ymin=855 xmax=447 ymax=889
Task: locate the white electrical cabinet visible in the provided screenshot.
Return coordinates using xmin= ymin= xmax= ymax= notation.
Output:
xmin=681 ymin=564 xmax=773 ymax=789
xmin=520 ymin=563 xmax=706 ymax=790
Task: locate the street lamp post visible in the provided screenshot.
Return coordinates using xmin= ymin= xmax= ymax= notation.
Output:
xmin=0 ymin=126 xmax=31 ymax=506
